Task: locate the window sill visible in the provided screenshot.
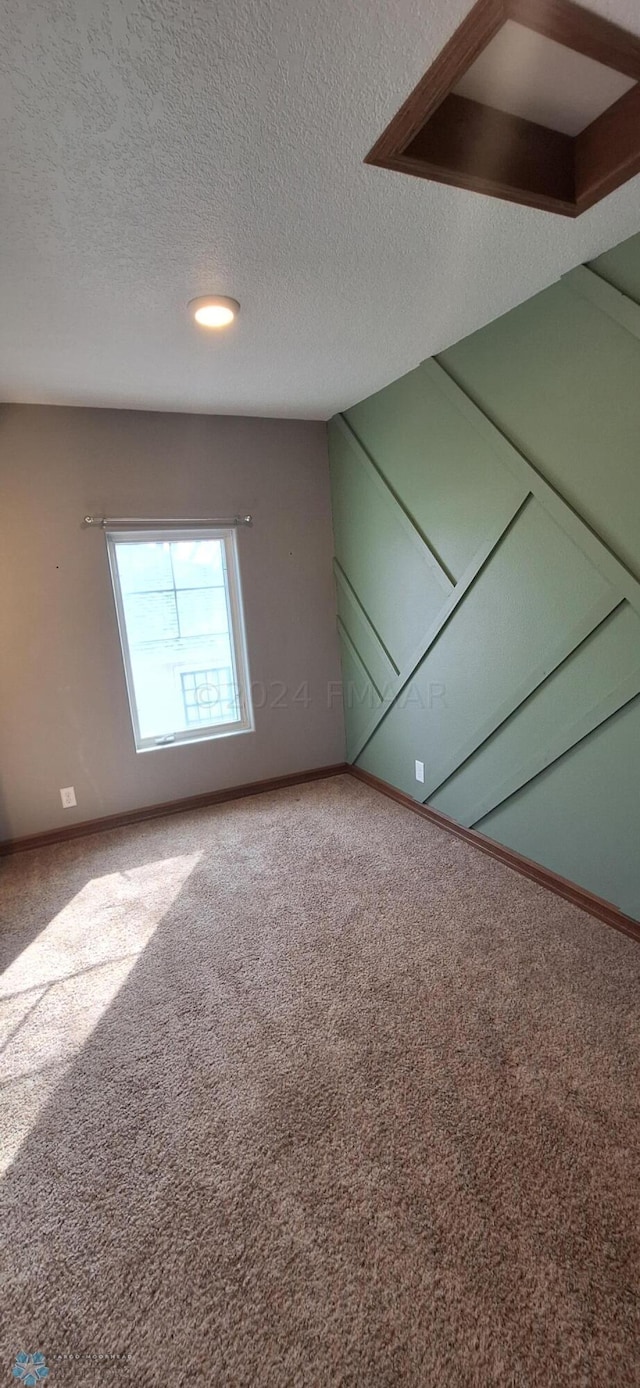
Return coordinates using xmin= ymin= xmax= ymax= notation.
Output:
xmin=135 ymin=723 xmax=255 ymax=753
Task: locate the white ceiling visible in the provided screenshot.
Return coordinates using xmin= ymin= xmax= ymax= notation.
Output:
xmin=2 ymin=0 xmax=640 ymax=420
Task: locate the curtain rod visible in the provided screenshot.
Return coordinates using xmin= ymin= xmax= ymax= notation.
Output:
xmin=83 ymin=514 xmax=252 ymax=529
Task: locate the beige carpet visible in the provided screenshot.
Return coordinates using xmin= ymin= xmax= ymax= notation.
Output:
xmin=1 ymin=774 xmax=639 ymax=1386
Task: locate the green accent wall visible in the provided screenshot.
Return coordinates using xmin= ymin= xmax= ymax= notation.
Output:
xmin=329 ymin=230 xmax=640 ymax=921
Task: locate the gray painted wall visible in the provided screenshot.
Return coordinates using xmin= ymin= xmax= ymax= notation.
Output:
xmin=0 ymin=406 xmax=344 ymax=840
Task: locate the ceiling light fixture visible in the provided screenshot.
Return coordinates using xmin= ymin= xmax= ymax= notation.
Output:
xmin=189 ymin=295 xmax=240 ymax=329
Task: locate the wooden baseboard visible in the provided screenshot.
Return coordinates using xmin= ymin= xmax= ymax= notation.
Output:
xmin=348 ymin=765 xmax=640 ymax=944
xmin=0 ymin=763 xmax=350 ymax=857
xmin=5 ymin=760 xmax=637 ymax=945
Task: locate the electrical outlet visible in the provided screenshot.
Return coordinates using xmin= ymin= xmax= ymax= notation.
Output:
xmin=414 ymin=760 xmax=425 ymax=784
xmin=60 ymin=786 xmax=77 ymax=809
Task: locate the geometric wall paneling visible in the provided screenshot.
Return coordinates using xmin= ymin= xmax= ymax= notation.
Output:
xmin=345 ymin=362 xmax=526 ymax=582
xmin=346 ymin=493 xmax=529 ymax=766
xmin=355 ymin=672 xmax=436 ymax=799
xmin=328 ymin=416 xmax=453 ymax=671
xmin=357 ymin=497 xmax=616 ymax=798
xmin=474 ymin=695 xmax=640 ymax=919
xmin=337 ymin=622 xmax=384 ymax=762
xmin=365 ymin=0 xmax=640 ymax=216
xmin=421 ymin=588 xmax=620 ymax=803
xmin=329 ymin=231 xmax=640 ymax=915
xmin=564 ymin=263 xmax=640 ymax=346
xmin=429 ymin=599 xmax=640 ymax=825
xmin=334 ymin=562 xmax=398 ymax=694
xmin=334 ymin=319 xmax=640 ymax=766
xmin=589 ymin=228 xmax=640 ymax=308
xmin=435 ymin=289 xmax=640 ymax=589
xmin=332 ymin=412 xmax=456 ymax=597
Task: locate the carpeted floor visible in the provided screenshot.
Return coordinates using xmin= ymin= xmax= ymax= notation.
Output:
xmin=1 ymin=774 xmax=639 ymax=1386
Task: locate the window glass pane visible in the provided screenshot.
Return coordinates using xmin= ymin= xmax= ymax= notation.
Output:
xmin=126 ymin=591 xmax=179 ymax=642
xmin=176 ymin=587 xmax=229 ymax=638
xmin=110 ymin=531 xmax=249 ymax=747
xmin=170 ymin=539 xmax=225 ymax=589
xmin=180 ymin=667 xmax=239 ymax=724
xmin=115 ymin=541 xmax=173 ymax=594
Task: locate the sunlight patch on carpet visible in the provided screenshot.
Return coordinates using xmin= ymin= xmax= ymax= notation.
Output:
xmin=0 ymin=852 xmax=201 ymax=1172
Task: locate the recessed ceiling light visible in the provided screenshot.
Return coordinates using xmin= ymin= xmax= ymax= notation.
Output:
xmin=189 ymin=295 xmax=240 ymax=329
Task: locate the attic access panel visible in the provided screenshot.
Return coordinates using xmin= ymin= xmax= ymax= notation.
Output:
xmin=365 ymin=0 xmax=640 ymax=216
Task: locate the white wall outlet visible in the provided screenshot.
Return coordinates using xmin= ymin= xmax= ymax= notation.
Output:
xmin=60 ymin=786 xmax=77 ymax=808
xmin=414 ymin=760 xmax=425 ymax=784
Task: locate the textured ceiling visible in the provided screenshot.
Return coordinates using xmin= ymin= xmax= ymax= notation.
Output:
xmin=2 ymin=0 xmax=640 ymax=419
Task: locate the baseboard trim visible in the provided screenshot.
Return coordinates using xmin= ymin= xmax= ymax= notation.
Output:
xmin=348 ymin=766 xmax=640 ymax=944
xmin=0 ymin=763 xmax=350 ymax=857
xmin=5 ymin=761 xmax=637 ymax=943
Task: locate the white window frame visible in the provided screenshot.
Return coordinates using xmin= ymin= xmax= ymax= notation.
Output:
xmin=106 ymin=526 xmax=254 ymax=753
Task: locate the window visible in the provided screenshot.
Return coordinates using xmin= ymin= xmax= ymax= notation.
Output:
xmin=180 ymin=667 xmax=234 ymax=725
xmin=107 ymin=528 xmax=253 ymax=751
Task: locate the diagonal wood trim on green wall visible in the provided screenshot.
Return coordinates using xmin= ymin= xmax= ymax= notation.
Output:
xmin=467 ymin=681 xmax=640 ymax=829
xmin=421 ymin=588 xmax=621 ymax=802
xmin=332 ymin=414 xmax=454 ymax=591
xmin=333 ymin=560 xmax=399 ymax=679
xmin=337 ymin=616 xmax=384 ymax=699
xmin=345 ymin=494 xmax=529 ymax=763
xmin=329 ymin=229 xmax=640 ymax=919
xmin=431 ymin=598 xmax=640 ymax=825
xmin=329 ymin=415 xmax=455 ymax=672
xmin=426 ymin=357 xmax=640 ymax=614
xmin=587 ymin=237 xmax=640 ymax=306
xmin=563 ymin=264 xmax=640 ymax=344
